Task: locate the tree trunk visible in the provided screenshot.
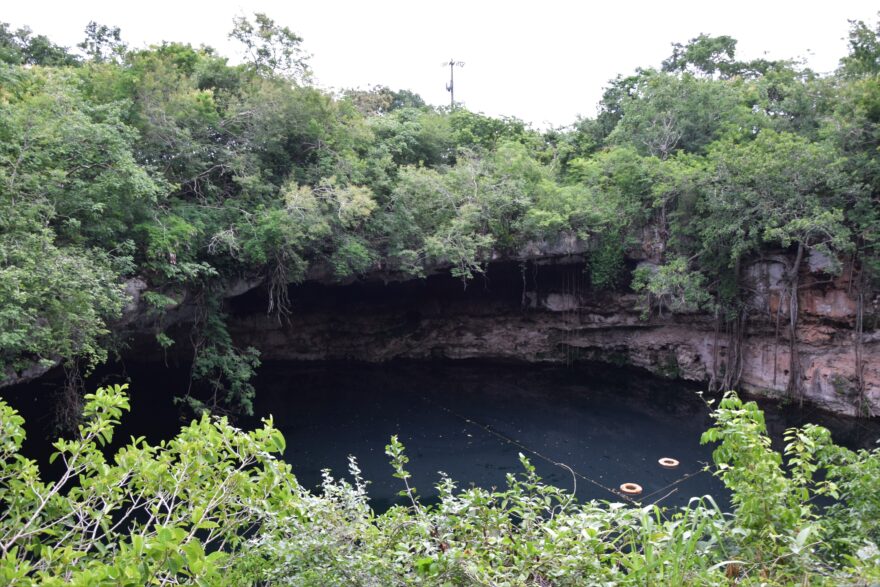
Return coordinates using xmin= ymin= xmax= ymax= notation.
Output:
xmin=787 ymin=241 xmax=805 ymax=404
xmin=719 ymin=258 xmax=745 ymax=392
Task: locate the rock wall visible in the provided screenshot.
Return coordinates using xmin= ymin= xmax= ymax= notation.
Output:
xmin=226 ymin=257 xmax=880 ymax=417
xmin=7 ymin=243 xmax=875 ymax=418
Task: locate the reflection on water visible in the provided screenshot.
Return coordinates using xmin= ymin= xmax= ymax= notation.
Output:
xmin=6 ymin=361 xmax=880 ymax=513
xmin=251 ymin=362 xmax=880 ymax=511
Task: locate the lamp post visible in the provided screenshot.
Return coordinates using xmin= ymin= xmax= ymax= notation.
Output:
xmin=443 ymin=58 xmax=465 ymax=109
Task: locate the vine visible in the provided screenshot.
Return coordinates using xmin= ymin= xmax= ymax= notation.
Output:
xmin=54 ymin=360 xmax=85 ymax=432
xmin=182 ymin=289 xmax=261 ymax=417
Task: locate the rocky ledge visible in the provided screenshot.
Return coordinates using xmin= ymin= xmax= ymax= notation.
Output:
xmin=225 ymin=255 xmax=879 ymax=418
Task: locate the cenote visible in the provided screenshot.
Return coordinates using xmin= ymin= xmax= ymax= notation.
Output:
xmin=7 ymin=360 xmax=880 ymax=513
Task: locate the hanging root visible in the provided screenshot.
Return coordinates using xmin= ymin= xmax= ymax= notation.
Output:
xmin=854 ymin=266 xmax=868 ymax=417
xmin=855 ymin=290 xmax=866 ymax=416
xmin=719 ymin=307 xmax=747 ymax=392
xmin=772 ymin=285 xmax=784 ymax=388
xmin=786 ymin=242 xmax=805 ymax=405
xmin=55 ymin=361 xmax=85 ymax=432
xmin=709 ymin=305 xmax=720 ymax=392
xmin=267 ymin=256 xmax=292 ymax=324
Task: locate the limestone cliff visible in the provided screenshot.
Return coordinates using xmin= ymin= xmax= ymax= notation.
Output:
xmin=226 ymin=255 xmax=879 ymax=417
xmin=5 ymin=245 xmax=876 ymax=418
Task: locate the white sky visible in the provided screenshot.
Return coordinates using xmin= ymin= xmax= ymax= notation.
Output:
xmin=4 ymin=1 xmax=879 ymax=128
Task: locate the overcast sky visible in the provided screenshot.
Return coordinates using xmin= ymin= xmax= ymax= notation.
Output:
xmin=5 ymin=1 xmax=879 ymax=128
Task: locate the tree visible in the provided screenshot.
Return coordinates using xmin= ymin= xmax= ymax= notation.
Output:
xmin=839 ymin=14 xmax=880 ymax=77
xmin=607 ymin=70 xmax=753 ymax=158
xmin=662 ymin=34 xmax=739 ymax=78
xmin=0 ymin=66 xmax=161 ymax=381
xmin=78 ymin=21 xmax=126 ymax=63
xmin=229 ymin=13 xmax=310 ymax=82
xmin=342 ymin=85 xmax=426 ymax=116
xmin=826 ymin=71 xmax=880 ymax=286
xmin=367 ymin=106 xmax=453 ymax=169
xmin=383 ymin=142 xmax=547 ymax=279
xmin=0 ymin=23 xmax=78 ymax=66
xmin=632 ymin=257 xmax=711 ymax=316
xmin=448 ymin=108 xmax=540 ymax=152
xmin=696 ymin=131 xmax=852 ymax=398
xmin=0 ymin=222 xmax=126 ymax=383
xmin=662 ymin=33 xmax=787 ymax=80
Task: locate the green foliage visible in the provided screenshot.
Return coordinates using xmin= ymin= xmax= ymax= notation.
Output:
xmin=330 ymin=235 xmax=374 ymax=278
xmin=0 ymin=67 xmax=164 ymax=250
xmin=189 ymin=343 xmax=261 ymax=416
xmin=367 ymin=106 xmax=453 ymax=169
xmin=840 ymin=14 xmax=880 ymax=77
xmin=0 ymin=222 xmax=126 ymax=379
xmin=184 ymin=293 xmax=261 ymax=416
xmin=632 ymin=257 xmax=711 ymax=316
xmin=607 ymin=70 xmax=753 ymax=158
xmin=662 ymin=34 xmax=740 ymax=78
xmin=342 ymin=85 xmax=426 ymax=116
xmin=0 ymin=23 xmax=77 ymax=66
xmin=589 ymin=234 xmax=627 ymax=290
xmin=3 ymin=13 xmax=880 ymax=414
xmin=701 ymin=392 xmax=880 ymax=582
xmin=694 ymin=130 xmax=851 ymax=267
xmin=448 ymin=108 xmax=541 ymax=152
xmin=662 ymin=34 xmax=787 ymax=80
xmin=78 ymin=21 xmax=126 ymax=64
xmin=702 ymin=394 xmax=810 ymax=553
xmin=229 ymin=12 xmax=310 ymax=82
xmin=385 ymin=142 xmax=548 ymax=279
xmin=0 ymin=384 xmax=291 ymax=584
xmin=3 ymin=386 xmax=878 ymax=585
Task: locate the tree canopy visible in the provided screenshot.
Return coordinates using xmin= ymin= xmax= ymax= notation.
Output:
xmin=1 ymin=13 xmax=879 ymax=410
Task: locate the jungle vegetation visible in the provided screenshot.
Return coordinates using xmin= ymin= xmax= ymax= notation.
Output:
xmin=1 ymin=13 xmax=880 ymax=586
xmin=1 ymin=386 xmax=879 ymax=585
xmin=2 ymin=14 xmax=880 ymax=412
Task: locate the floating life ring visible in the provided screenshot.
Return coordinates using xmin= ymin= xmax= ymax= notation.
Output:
xmin=658 ymin=457 xmax=680 ymax=469
xmin=619 ymin=482 xmax=643 ymax=495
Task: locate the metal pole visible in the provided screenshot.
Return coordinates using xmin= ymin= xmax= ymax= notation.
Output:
xmin=449 ymin=59 xmax=454 ymax=108
xmin=444 ymin=59 xmax=464 ymax=109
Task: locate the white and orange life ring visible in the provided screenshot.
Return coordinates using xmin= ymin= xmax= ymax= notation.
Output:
xmin=619 ymin=482 xmax=643 ymax=495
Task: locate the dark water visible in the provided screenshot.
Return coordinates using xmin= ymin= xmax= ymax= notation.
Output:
xmin=5 ymin=361 xmax=880 ymax=512
xmin=253 ymin=362 xmax=724 ymax=510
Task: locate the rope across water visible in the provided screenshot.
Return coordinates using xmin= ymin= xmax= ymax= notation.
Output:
xmin=421 ymin=395 xmax=710 ymax=507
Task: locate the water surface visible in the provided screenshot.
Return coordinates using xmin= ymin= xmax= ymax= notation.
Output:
xmin=6 ymin=361 xmax=879 ymax=512
xmin=251 ymin=362 xmax=879 ymax=511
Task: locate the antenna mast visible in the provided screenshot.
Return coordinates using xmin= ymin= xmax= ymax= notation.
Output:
xmin=443 ymin=58 xmax=464 ymax=108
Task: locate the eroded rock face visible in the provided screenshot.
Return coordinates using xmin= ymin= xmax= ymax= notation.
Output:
xmin=227 ymin=259 xmax=880 ymax=418
xmin=9 ymin=251 xmax=875 ymax=418
xmin=2 ymin=360 xmax=58 ymax=389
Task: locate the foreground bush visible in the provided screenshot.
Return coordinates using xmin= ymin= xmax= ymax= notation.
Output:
xmin=0 ymin=386 xmax=878 ymax=585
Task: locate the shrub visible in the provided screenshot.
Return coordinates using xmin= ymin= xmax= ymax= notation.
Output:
xmin=1 ymin=386 xmax=878 ymax=585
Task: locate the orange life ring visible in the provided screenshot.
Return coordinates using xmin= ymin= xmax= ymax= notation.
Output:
xmin=619 ymin=482 xmax=643 ymax=495
xmin=658 ymin=457 xmax=680 ymax=469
